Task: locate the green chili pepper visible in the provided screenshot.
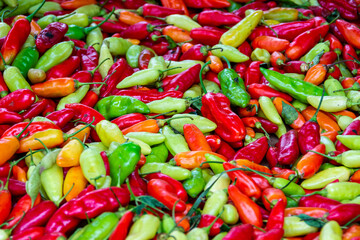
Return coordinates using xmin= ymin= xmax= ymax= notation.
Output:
xmin=260 ymin=67 xmax=326 ymax=103
xmin=108 ymin=142 xmax=141 ymax=186
xmin=148 ymin=56 xmax=166 ymax=71
xmin=337 ymin=115 xmax=353 ymax=130
xmin=259 ymin=96 xmax=284 ymax=125
xmin=348 ymin=195 xmax=360 ymax=204
xmin=284 ymin=73 xmax=305 ymax=80
xmin=213 ymin=232 xmax=228 ymax=240
xmin=26 ymin=165 xmax=41 ymax=206
xmin=307 ymin=95 xmax=358 ymax=112
xmin=96 ymin=120 xmax=126 ymax=147
xmin=301 ymin=182 xmax=360 ymax=201
xmin=205 ymin=174 xmax=230 ymax=196
xmin=147 ymin=97 xmax=189 ymax=115
xmin=251 ymin=48 xmax=271 ymax=63
xmin=28 ymin=1 xmax=61 ymax=17
xmin=183 ymin=167 xmax=206 ymax=198
xmin=145 ymin=143 xmax=168 ymax=163
xmin=95 ymin=95 xmax=150 ymax=120
xmin=117 ymin=69 xmax=161 ymax=89
xmin=218 ymin=65 xmax=250 ymax=108
xmin=319 ymin=221 xmax=342 ymax=240
xmin=125 ymin=132 xmax=165 ymax=146
xmin=25 ymin=150 xmax=44 ymax=166
xmin=319 ymin=162 xmax=336 ymax=171
xmin=0 ymin=22 xmax=10 ymax=38
xmin=338 ymin=62 xmax=353 ymax=78
xmin=103 ymin=37 xmax=133 ymax=56
xmin=205 ymin=154 xmax=225 ymax=174
xmin=41 ymin=163 xmax=63 ymax=206
xmin=99 ymin=42 xmax=114 ymax=78
xmin=126 ymin=45 xmax=142 ymax=68
xmin=292 ymin=99 xmax=308 ymax=112
xmin=183 ymin=84 xmax=202 ymax=98
xmin=161 ymin=214 xmax=176 ymax=234
xmin=22 ymin=35 xmax=36 ymax=49
xmin=202 ymin=169 xmax=213 ymax=183
xmin=162 ymin=125 xmax=190 ymax=156
xmin=35 ymin=41 xmax=74 ymax=72
xmin=283 ymin=216 xmax=319 ymax=237
xmin=167 ymin=230 xmax=187 ymax=240
xmin=165 ymin=14 xmax=201 ymax=31
xmin=59 ymin=13 xmax=89 ymax=28
xmin=301 ymin=41 xmax=330 ymax=63
xmin=324 ymin=78 xmax=345 ymax=97
xmin=221 ymin=204 xmax=239 ymax=225
xmin=335 ymin=135 xmax=360 ymax=151
xmin=80 ymin=147 xmax=106 ymax=188
xmin=57 ymin=85 xmax=89 ymax=110
xmin=126 ymin=214 xmax=160 ymax=240
xmin=0 ymin=0 xmax=42 ymax=18
xmin=12 ymin=46 xmax=39 ymax=78
xmin=346 ymin=90 xmax=360 ymax=111
xmin=202 ymin=189 xmax=228 ymax=216
xmin=140 ymin=162 xmax=191 ymax=181
xmin=169 ymin=114 xmax=217 ymax=133
xmin=69 ymin=227 xmax=87 ymax=240
xmin=211 ymin=44 xmax=249 ymax=63
xmin=301 ymin=166 xmax=352 ymax=189
xmin=3 ymin=66 xmax=32 ymax=92
xmin=320 ymin=136 xmax=336 ymax=154
xmin=75 ymin=4 xmax=103 ymax=18
xmin=286 ymin=196 xmax=299 ymax=208
xmin=204 ymin=80 xmax=221 ymax=93
xmin=78 ymin=212 xmax=119 ymax=240
xmin=86 ymin=23 xmax=103 ymax=52
xmin=125 ymin=137 xmax=151 ymax=155
xmin=165 ymin=60 xmax=205 ymax=75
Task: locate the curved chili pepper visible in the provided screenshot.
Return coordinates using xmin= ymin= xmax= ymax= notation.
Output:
xmin=327 ymin=204 xmax=360 ymax=225
xmin=139 ymin=3 xmax=184 ymax=17
xmin=20 ymin=99 xmax=48 ymax=120
xmin=319 ymin=0 xmax=358 ymax=20
xmin=335 ymin=119 xmax=360 ymax=153
xmin=343 ymin=44 xmax=360 ymax=73
xmin=46 ymin=56 xmax=80 ymax=80
xmin=0 ymin=89 xmax=36 ymax=113
xmin=2 ymin=121 xmax=60 ymax=139
xmin=233 ymin=136 xmax=268 ymax=163
xmin=276 ymin=129 xmax=299 ymax=165
xmin=244 ymin=61 xmax=262 ymax=86
xmin=248 ymin=83 xmax=293 ymax=102
xmin=163 ymin=46 xmax=181 ymax=61
xmin=109 ymin=211 xmax=134 ymax=240
xmin=45 ymin=108 xmax=75 ymax=129
xmin=35 ymin=22 xmax=68 ymax=54
xmin=11 ymin=227 xmax=45 ymax=240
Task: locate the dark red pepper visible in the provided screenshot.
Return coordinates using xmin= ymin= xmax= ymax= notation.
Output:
xmin=180 ymin=44 xmax=211 ymax=62
xmin=112 ymin=89 xmax=183 ymax=103
xmin=35 ymin=22 xmax=68 ymax=54
xmin=45 ymin=108 xmax=75 ymax=129
xmin=139 ymin=4 xmax=184 ymax=17
xmin=92 ymin=17 xmax=128 ymax=34
xmin=276 ymin=130 xmax=299 ymax=165
xmin=46 ymin=56 xmax=80 ymax=80
xmin=222 ymin=224 xmax=253 ymax=240
xmin=233 ymin=136 xmax=268 ymax=163
xmin=110 ymin=113 xmax=147 ymax=130
xmin=162 ymin=64 xmax=201 ymax=92
xmin=248 ymin=83 xmax=293 ymax=102
xmin=266 ymin=198 xmax=285 ymax=230
xmin=0 ymin=108 xmax=23 ymax=124
xmin=197 ymin=214 xmax=224 ymax=236
xmin=318 ymin=0 xmax=358 ymax=20
xmin=162 ymin=46 xmax=181 ymax=61
xmin=283 ymin=61 xmax=309 ymax=74
xmin=336 ymin=119 xmax=360 ymax=153
xmin=233 ymin=2 xmax=269 ymax=18
xmin=195 ymin=10 xmax=241 ymax=26
xmin=100 ymin=151 xmax=110 ymax=176
xmin=327 ymin=204 xmax=360 ymax=225
xmin=299 ymin=195 xmax=341 ymax=210
xmin=190 ymin=27 xmax=224 ymax=46
xmin=343 ymin=44 xmax=360 ymax=73
xmin=0 ymin=177 xmax=26 ymax=196
xmin=20 ymin=99 xmax=48 ymax=120
xmin=120 ymin=21 xmax=160 ymax=40
xmin=217 ymin=140 xmax=236 ymax=159
xmin=244 ymin=61 xmax=262 ymax=86
xmin=138 ymin=48 xmax=155 ymax=70
xmin=11 ymin=227 xmax=45 ymax=240
xmin=128 ymin=167 xmax=147 ymax=196
xmin=2 ymin=121 xmax=60 ymax=139
xmin=0 ymin=89 xmax=36 ymax=113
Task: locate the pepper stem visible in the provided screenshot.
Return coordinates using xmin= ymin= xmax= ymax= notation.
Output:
xmin=84 ymin=7 xmax=115 ymax=35
xmin=55 ymin=183 xmax=75 ymax=207
xmin=15 ymin=118 xmax=35 ymax=139
xmin=75 ymin=80 xmax=107 ymax=88
xmin=221 ymin=56 xmax=231 ymax=69
xmin=26 ymin=0 xmax=46 ymax=22
xmin=147 ymin=110 xmax=176 ymax=118
xmin=57 ymin=11 xmax=76 ymax=21
xmin=255 ymin=122 xmax=270 ymax=140
xmin=63 ymin=118 xmax=95 ymax=141
xmin=92 ymin=69 xmax=116 ymax=95
xmin=70 ymin=137 xmax=88 ymax=149
xmin=0 ymin=10 xmax=10 ymax=22
xmin=199 ymin=61 xmax=211 ymax=94
xmin=90 ymin=57 xmax=111 ymax=76
xmin=203 ymin=209 xmax=224 ymax=234
xmin=309 ymin=87 xmax=325 ymax=123
xmin=0 ymin=49 xmax=7 ymax=66
xmin=308 ymin=150 xmax=339 ymax=161
xmin=159 ymin=66 xmax=182 ymax=73
xmin=34 ymin=138 xmax=50 ymax=153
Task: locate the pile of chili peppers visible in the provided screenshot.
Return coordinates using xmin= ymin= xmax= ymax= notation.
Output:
xmin=3 ymin=0 xmax=360 ymax=239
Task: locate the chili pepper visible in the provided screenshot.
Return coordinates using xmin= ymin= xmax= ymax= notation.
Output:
xmin=113 ymin=89 xmax=183 ymax=104
xmin=163 ymin=46 xmax=181 ymax=61
xmin=183 ymin=124 xmax=211 ymax=151
xmin=182 ymin=167 xmax=205 ymax=198
xmin=336 ymin=119 xmax=360 ymax=153
xmin=342 ymin=44 xmax=359 ymax=73
xmin=175 ymin=151 xmax=226 ymax=169
xmin=46 ymin=109 xmax=75 ymax=129
xmin=20 ymin=99 xmax=48 ymax=120
xmin=298 ymin=195 xmax=340 ymax=210
xmin=110 ymin=113 xmax=146 ymax=130
xmin=203 ymin=189 xmax=227 ymax=217
xmin=141 ymin=161 xmax=191 ymax=180
xmin=109 ymin=211 xmax=134 ymax=240
xmin=11 ymin=227 xmax=45 ymax=240
xmin=319 ymin=0 xmax=357 ymax=20
xmin=222 ymin=224 xmax=253 ymax=240
xmin=161 ymin=0 xmax=188 ymax=15
xmin=46 ymin=56 xmax=80 ymax=80
xmin=266 ymin=198 xmax=285 ymax=230
xmin=126 ymin=214 xmax=160 ymax=240
xmin=0 ymin=108 xmax=22 ymax=124
xmin=232 ymin=136 xmax=268 ymax=164
xmin=190 ymin=27 xmax=224 ymax=46
xmin=283 ymin=216 xmax=319 ymax=237
xmin=285 ymin=24 xmax=329 ymax=60
xmin=35 ymin=22 xmax=68 ymax=54
xmin=326 ymin=203 xmax=360 ymax=226
xmin=275 ymin=130 xmax=299 ymax=165
xmin=252 ymin=36 xmax=290 ymax=54
xmin=296 ymin=144 xmax=326 ymax=179
xmin=243 ymin=61 xmax=262 ymax=86
xmin=302 ymin=106 xmax=340 ymax=132
xmin=196 ymin=10 xmax=241 ymax=26
xmin=228 ymin=184 xmax=262 ymax=227
xmin=63 ymin=166 xmax=87 ymax=202
xmin=163 ymin=64 xmax=201 ymax=92
xmin=205 ymin=135 xmax=221 ymax=152
xmin=197 ymin=214 xmax=224 ymax=237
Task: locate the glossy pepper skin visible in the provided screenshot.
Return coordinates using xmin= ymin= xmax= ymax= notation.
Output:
xmin=277 ymin=130 xmax=299 ymax=165
xmin=35 ymin=22 xmax=68 ymax=54
xmin=336 ymin=120 xmax=360 ymax=153
xmin=233 ymin=136 xmax=269 ymax=164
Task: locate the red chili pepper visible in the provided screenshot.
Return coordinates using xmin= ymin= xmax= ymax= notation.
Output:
xmin=123 ymin=0 xmax=146 ymax=9
xmin=0 ymin=177 xmax=26 ymax=196
xmin=147 ymin=179 xmax=186 ymax=212
xmin=247 ymin=83 xmax=293 ymax=102
xmin=266 ymin=198 xmax=285 ymax=230
xmin=45 ymin=108 xmax=75 ymax=129
xmin=257 ymin=117 xmax=279 ymax=134
xmin=138 ymin=49 xmax=155 ymax=70
xmin=35 ymin=22 xmax=68 ymax=54
xmin=299 ymin=195 xmax=341 ymax=210
xmin=276 ymin=129 xmax=299 ymax=165
xmin=261 ymin=187 xmax=287 ymax=211
xmin=11 ymin=227 xmax=45 ymax=240
xmin=79 ymin=90 xmax=98 ymax=107
xmin=2 ymin=121 xmax=60 ymax=139
xmin=249 ymin=19 xmax=315 ymax=42
xmin=298 ymin=107 xmax=322 ymax=155
xmin=283 ymin=61 xmax=309 ymax=74
xmin=197 ymin=214 xmax=224 ymax=236
xmin=120 ymin=22 xmax=158 ymax=40
xmin=233 ymin=136 xmax=268 ymax=164
xmin=182 ymin=0 xmax=230 ymax=8
xmin=296 ymin=144 xmax=325 ymax=179
xmin=222 ymin=223 xmax=253 ymax=240
xmin=233 ymin=2 xmax=269 ymax=18
xmin=163 ymin=64 xmax=201 ymax=92
xmin=145 ymin=173 xmax=188 ymax=202
xmin=244 ymin=61 xmax=262 ymax=86
xmin=180 ymin=44 xmax=210 ymax=62
xmin=205 ymin=71 xmax=221 ymax=86
xmin=256 ymin=229 xmax=284 ymax=240
xmin=110 ymin=113 xmax=147 ymax=130
xmin=92 ymin=17 xmax=128 ymax=34
xmin=65 ymin=103 xmax=104 ymax=125
xmin=112 ymin=89 xmax=183 ymax=103
xmin=13 ymin=201 xmax=57 ymax=235
xmin=196 ymin=10 xmax=241 ymax=26
xmin=109 ymin=211 xmax=134 ymax=240
xmin=46 ymin=56 xmax=80 ymax=80
xmin=286 ymin=24 xmax=329 ymax=60
xmin=237 ymin=41 xmax=252 ymax=66
xmin=140 ymin=3 xmax=184 ymax=17
xmin=0 ymin=179 xmax=11 ymax=225
xmin=224 ymin=162 xmax=262 ymax=199
xmin=190 ymin=26 xmax=224 ymax=46
xmin=335 ymin=119 xmax=360 ymax=153
xmin=163 ymin=46 xmax=181 ymax=61
xmin=99 ymin=151 xmax=110 ymax=176
xmin=234 ymin=63 xmax=247 ymax=79
xmin=0 ymin=108 xmax=23 ymax=124
xmin=324 ymin=33 xmax=343 ymax=55
xmin=319 ymin=51 xmax=338 ymax=65
xmin=205 ymin=135 xmax=221 ymax=152
xmin=327 ymin=204 xmax=360 ymax=225
xmin=20 ymin=99 xmax=48 ymax=120
xmin=319 ymin=0 xmax=358 ymax=20
xmin=0 ymin=89 xmax=36 ymax=113
xmin=0 ymin=163 xmax=10 ymax=178
xmin=216 ymin=140 xmax=236 ymax=159
xmin=343 ymin=44 xmax=360 ymax=73
xmin=38 ymin=232 xmax=66 ymax=240
xmin=128 ymin=167 xmax=147 ymax=196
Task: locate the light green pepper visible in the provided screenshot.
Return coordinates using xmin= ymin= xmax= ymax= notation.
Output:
xmin=141 ymin=162 xmax=191 ymax=181
xmin=126 ymin=45 xmax=142 ymax=68
xmin=165 ymin=14 xmax=201 ymax=31
xmin=211 ymin=44 xmax=249 ymax=63
xmin=59 ymin=13 xmax=89 ymax=27
xmin=28 ymin=2 xmax=61 ymax=17
xmin=86 ymin=23 xmax=103 ymax=52
xmin=300 ymin=41 xmax=330 ymax=63
xmin=104 ymin=37 xmax=132 ymax=56
xmin=319 ymin=221 xmax=342 ymax=240
xmin=41 ymin=164 xmax=63 ymax=206
xmin=202 ymin=190 xmax=228 ymax=216
xmin=57 ymin=85 xmax=89 ymax=110
xmin=126 ymin=214 xmax=160 ymax=240
xmin=98 ymin=42 xmax=114 ymax=78
xmin=301 ymin=166 xmax=352 ymax=189
xmin=169 ymin=114 xmax=217 ymax=133
xmin=147 ymin=97 xmax=189 ymax=115
xmin=125 ymin=132 xmax=165 ymax=146
xmin=251 ymin=48 xmax=271 ymax=63
xmin=80 ymin=147 xmax=106 ymax=188
xmin=221 ymin=204 xmax=239 ymax=225
xmin=75 ymin=4 xmax=103 ymax=18
xmin=283 ymin=216 xmax=318 ymax=237
xmin=162 ymin=125 xmax=190 ymax=156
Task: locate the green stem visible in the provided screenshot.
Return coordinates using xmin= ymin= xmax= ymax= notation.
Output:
xmin=84 ymin=7 xmax=115 ymax=34
xmin=309 ymin=87 xmax=325 ymax=123
xmin=199 ymin=61 xmax=211 ymax=94
xmin=63 ymin=118 xmax=95 ymax=141
xmin=26 ymin=0 xmax=46 ymax=22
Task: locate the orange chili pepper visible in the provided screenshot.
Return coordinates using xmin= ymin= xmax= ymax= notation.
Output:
xmin=61 ymin=0 xmax=96 ymax=9
xmin=332 ymin=110 xmax=357 ymax=119
xmin=302 ymin=106 xmax=341 ymax=132
xmin=272 ymin=97 xmax=305 ymax=130
xmin=342 ymin=224 xmax=360 ymax=240
xmin=12 ymin=15 xmax=41 ymax=36
xmin=304 ymin=64 xmax=327 ymax=85
xmin=320 ymin=130 xmax=338 ymax=142
xmin=0 ymin=136 xmax=20 ymax=166
xmin=12 ymin=165 xmax=27 ymax=183
xmin=272 ymin=167 xmax=296 ymax=181
xmin=63 ymin=166 xmax=87 ymax=201
xmin=270 ymin=51 xmax=286 ymax=68
xmin=350 ymin=169 xmax=360 ymax=183
xmin=234 ymin=159 xmax=271 ymax=174
xmin=262 ymin=188 xmax=287 ymax=211
xmin=161 ymin=0 xmax=189 ymax=15
xmin=183 ymin=124 xmax=212 ymax=152
xmin=206 ymin=55 xmax=224 ymax=73
xmin=31 ymin=78 xmax=99 ymax=98
xmin=118 ymin=11 xmax=148 ymax=25
xmin=174 ymin=151 xmax=227 ymax=169
xmin=137 ymin=154 xmax=146 ymax=167
xmin=251 ymin=36 xmax=290 ymax=53
xmin=163 ymin=25 xmax=192 ymax=43
xmin=341 ymin=77 xmax=355 ymax=89
xmin=61 ymin=124 xmax=90 ymax=146
xmin=296 ymin=144 xmax=325 ymax=179
xmin=228 ymin=184 xmax=263 ymax=227
xmin=56 ymin=138 xmax=85 ymax=167
xmin=238 ymin=99 xmax=259 ymax=117
xmin=284 ymin=207 xmax=328 ymax=218
xmin=245 ymin=127 xmax=256 ymax=138
xmin=125 ymin=39 xmax=140 ymax=45
xmin=181 ymin=43 xmax=194 ymax=53
xmin=122 ymin=119 xmax=161 ymax=135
